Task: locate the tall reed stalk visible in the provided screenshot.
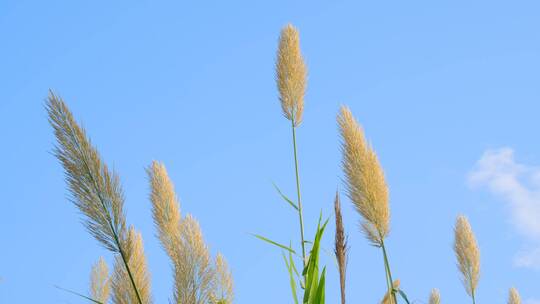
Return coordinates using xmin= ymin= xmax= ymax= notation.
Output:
xmin=276 ymin=23 xmax=308 ymax=267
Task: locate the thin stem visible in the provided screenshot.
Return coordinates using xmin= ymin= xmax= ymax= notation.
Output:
xmin=381 ymin=240 xmax=398 ymax=304
xmin=471 ymin=288 xmax=476 ymax=304
xmin=291 ymin=118 xmax=307 ymax=269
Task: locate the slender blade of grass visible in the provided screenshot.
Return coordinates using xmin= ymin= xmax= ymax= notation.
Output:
xmin=54 ymin=285 xmax=105 ymax=304
xmin=253 ymin=234 xmax=297 ymax=254
xmin=272 ymin=182 xmax=299 ymax=211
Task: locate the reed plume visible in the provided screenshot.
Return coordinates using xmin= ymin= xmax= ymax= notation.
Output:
xmin=429 ymin=288 xmax=440 ymax=304
xmin=147 ymin=162 xmax=233 ymax=304
xmin=338 ymin=105 xmax=397 ymax=304
xmin=276 ymin=23 xmax=307 ymax=126
xmin=508 ymin=287 xmax=521 ymax=304
xmin=176 ymin=215 xmax=215 ymax=304
xmin=380 ymin=280 xmax=400 ymax=304
xmin=210 ymin=253 xmax=234 ymax=304
xmin=112 ymin=228 xmax=152 ymax=304
xmin=47 ymin=91 xmax=144 ymax=304
xmin=338 ymin=106 xmax=389 ymax=246
xmin=275 ymin=23 xmax=309 ymax=268
xmin=454 ymin=215 xmax=480 ymax=304
xmin=334 ymin=192 xmax=348 ymax=304
xmin=90 ymin=257 xmax=111 ymax=303
xmin=147 ymin=161 xmax=181 ymax=262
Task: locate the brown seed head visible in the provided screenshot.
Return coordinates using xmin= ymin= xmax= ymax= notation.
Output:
xmin=334 ymin=192 xmax=348 ymax=304
xmin=454 ymin=215 xmax=480 ymax=298
xmin=338 ymin=106 xmax=390 ymax=246
xmin=276 ymin=24 xmax=307 ymax=126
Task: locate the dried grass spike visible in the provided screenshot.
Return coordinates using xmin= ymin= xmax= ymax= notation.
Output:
xmin=175 ymin=215 xmax=215 ymax=304
xmin=147 ymin=161 xmax=181 ymax=260
xmin=338 ymin=106 xmax=390 ymax=246
xmin=454 ymin=215 xmax=480 ymax=299
xmin=90 ymin=257 xmax=110 ymax=303
xmin=276 ymin=23 xmax=307 ymax=126
xmin=508 ymin=287 xmax=521 ymax=304
xmin=47 ymin=91 xmax=127 ymax=252
xmin=429 ymin=288 xmax=440 ymax=304
xmin=112 ymin=228 xmax=152 ymax=304
xmin=334 ymin=192 xmax=348 ymax=304
xmin=210 ymin=253 xmax=234 ymax=304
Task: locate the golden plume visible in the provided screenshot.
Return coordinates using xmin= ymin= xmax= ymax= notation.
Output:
xmin=147 ymin=161 xmax=181 ymax=260
xmin=454 ymin=215 xmax=480 ymax=301
xmin=276 ymin=23 xmax=307 ymax=126
xmin=429 ymin=288 xmax=440 ymax=304
xmin=508 ymin=287 xmax=521 ymax=304
xmin=210 ymin=253 xmax=234 ymax=304
xmin=176 ymin=215 xmax=215 ymax=304
xmin=47 ymin=91 xmax=127 ymax=253
xmin=90 ymin=257 xmax=110 ymax=303
xmin=334 ymin=192 xmax=348 ymax=304
xmin=112 ymin=228 xmax=152 ymax=304
xmin=338 ymin=106 xmax=390 ymax=246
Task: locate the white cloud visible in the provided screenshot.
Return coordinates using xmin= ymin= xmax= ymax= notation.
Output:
xmin=468 ymin=147 xmax=540 ymax=268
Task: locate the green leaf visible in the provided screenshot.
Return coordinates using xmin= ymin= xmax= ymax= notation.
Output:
xmin=272 ymin=182 xmax=299 ymax=210
xmin=283 ymin=252 xmax=299 ymax=304
xmin=253 ymin=234 xmax=297 ymax=254
xmin=54 ymin=285 xmax=104 ymax=304
xmin=397 ymin=289 xmax=411 ymax=304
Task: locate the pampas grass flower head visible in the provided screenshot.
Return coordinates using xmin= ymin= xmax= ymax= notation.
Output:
xmin=338 ymin=106 xmax=390 ymax=246
xmin=429 ymin=288 xmax=440 ymax=304
xmin=454 ymin=215 xmax=480 ymax=299
xmin=276 ymin=23 xmax=307 ymax=126
xmin=508 ymin=287 xmax=521 ymax=304
xmin=90 ymin=257 xmax=111 ymax=303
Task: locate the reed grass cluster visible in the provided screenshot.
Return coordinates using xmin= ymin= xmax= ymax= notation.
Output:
xmin=47 ymin=23 xmax=526 ymax=304
xmin=48 ymin=93 xmax=233 ymax=304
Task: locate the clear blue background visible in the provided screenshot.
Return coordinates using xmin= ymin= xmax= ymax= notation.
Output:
xmin=1 ymin=1 xmax=539 ymax=303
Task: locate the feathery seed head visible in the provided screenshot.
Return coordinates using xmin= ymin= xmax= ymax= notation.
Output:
xmin=47 ymin=91 xmax=127 ymax=253
xmin=338 ymin=106 xmax=390 ymax=246
xmin=147 ymin=161 xmax=181 ymax=259
xmin=175 ymin=215 xmax=215 ymax=304
xmin=454 ymin=215 xmax=480 ymax=298
xmin=429 ymin=288 xmax=440 ymax=304
xmin=112 ymin=227 xmax=152 ymax=304
xmin=210 ymin=253 xmax=234 ymax=304
xmin=90 ymin=257 xmax=110 ymax=303
xmin=276 ymin=23 xmax=307 ymax=126
xmin=508 ymin=287 xmax=521 ymax=304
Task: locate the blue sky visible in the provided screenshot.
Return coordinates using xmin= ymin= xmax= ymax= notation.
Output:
xmin=1 ymin=0 xmax=540 ymax=303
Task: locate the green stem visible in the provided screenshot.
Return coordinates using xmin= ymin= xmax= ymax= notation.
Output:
xmin=291 ymin=118 xmax=307 ymax=269
xmin=471 ymin=288 xmax=476 ymax=304
xmin=381 ymin=240 xmax=398 ymax=304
